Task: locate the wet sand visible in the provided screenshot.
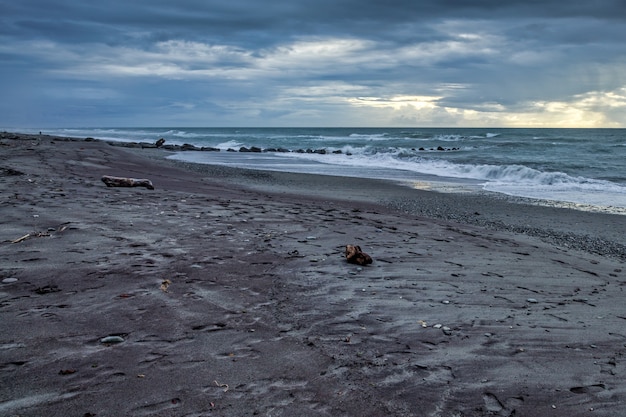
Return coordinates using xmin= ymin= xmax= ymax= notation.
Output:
xmin=1 ymin=132 xmax=625 ymax=416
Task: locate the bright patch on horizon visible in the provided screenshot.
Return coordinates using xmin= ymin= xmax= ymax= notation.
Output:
xmin=344 ymin=87 xmax=626 ymax=128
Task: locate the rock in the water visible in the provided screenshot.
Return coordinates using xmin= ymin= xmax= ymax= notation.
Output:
xmin=181 ymin=143 xmax=200 ymax=151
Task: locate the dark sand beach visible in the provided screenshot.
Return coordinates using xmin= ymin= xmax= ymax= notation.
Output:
xmin=1 ymin=132 xmax=626 ymax=417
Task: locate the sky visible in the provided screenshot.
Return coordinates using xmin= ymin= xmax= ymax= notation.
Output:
xmin=1 ymin=0 xmax=626 ymax=128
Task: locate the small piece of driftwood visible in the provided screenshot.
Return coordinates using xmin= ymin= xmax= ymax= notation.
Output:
xmin=11 ymin=234 xmax=31 ymax=244
xmin=345 ymin=244 xmax=373 ymax=265
xmin=101 ymin=175 xmax=154 ymax=190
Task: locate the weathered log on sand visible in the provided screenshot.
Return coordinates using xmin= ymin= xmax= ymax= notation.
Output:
xmin=101 ymin=175 xmax=154 ymax=190
xmin=345 ymin=244 xmax=373 ymax=266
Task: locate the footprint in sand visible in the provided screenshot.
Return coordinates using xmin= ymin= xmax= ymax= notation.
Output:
xmin=133 ymin=397 xmax=182 ymax=415
xmin=570 ymin=384 xmax=606 ymax=394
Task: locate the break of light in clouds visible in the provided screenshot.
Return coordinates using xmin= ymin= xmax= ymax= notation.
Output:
xmin=1 ymin=0 xmax=626 ymax=127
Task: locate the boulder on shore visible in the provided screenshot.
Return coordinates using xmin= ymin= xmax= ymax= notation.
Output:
xmin=345 ymin=244 xmax=373 ymax=266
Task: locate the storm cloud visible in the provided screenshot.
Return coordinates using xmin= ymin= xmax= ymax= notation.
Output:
xmin=2 ymin=0 xmax=625 ymax=127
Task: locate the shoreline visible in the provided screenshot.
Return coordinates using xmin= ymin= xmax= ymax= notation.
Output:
xmin=14 ymin=127 xmax=626 ymax=215
xmin=4 ymin=131 xmax=626 ymax=260
xmin=2 ymin=132 xmax=626 ymax=416
xmin=166 ymin=148 xmax=626 ymax=216
xmin=148 ymin=145 xmax=626 ymax=261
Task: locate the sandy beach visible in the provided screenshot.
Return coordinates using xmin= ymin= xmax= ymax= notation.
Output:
xmin=1 ymin=132 xmax=626 ymax=417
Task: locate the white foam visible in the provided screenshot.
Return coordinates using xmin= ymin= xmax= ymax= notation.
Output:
xmin=279 ymin=151 xmax=626 ymax=208
xmin=215 ymin=140 xmax=244 ymax=150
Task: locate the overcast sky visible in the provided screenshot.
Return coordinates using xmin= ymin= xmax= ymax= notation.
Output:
xmin=2 ymin=0 xmax=626 ymax=128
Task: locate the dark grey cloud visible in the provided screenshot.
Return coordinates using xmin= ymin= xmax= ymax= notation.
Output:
xmin=5 ymin=0 xmax=624 ymax=46
xmin=1 ymin=0 xmax=625 ymax=127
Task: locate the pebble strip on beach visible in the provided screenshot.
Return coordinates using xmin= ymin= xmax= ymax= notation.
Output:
xmin=385 ymin=196 xmax=626 ymax=261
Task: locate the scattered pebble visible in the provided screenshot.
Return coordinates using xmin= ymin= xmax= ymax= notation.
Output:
xmin=442 ymin=300 xmax=450 ymax=304
xmin=100 ymin=336 xmax=125 ymax=344
xmin=433 ymin=324 xmax=443 ymax=329
xmin=385 ymin=197 xmax=626 ymax=259
xmin=526 ymin=298 xmax=538 ymax=303
xmin=59 ymin=369 xmax=76 ymax=375
xmin=2 ymin=278 xmax=18 ymax=284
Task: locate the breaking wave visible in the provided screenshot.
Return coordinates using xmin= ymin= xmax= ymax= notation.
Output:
xmin=280 ymin=150 xmax=626 ymax=207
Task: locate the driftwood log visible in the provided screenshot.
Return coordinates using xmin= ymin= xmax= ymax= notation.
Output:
xmin=345 ymin=244 xmax=373 ymax=266
xmin=101 ymin=175 xmax=154 ymax=190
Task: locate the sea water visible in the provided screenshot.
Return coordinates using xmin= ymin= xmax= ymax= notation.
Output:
xmin=27 ymin=127 xmax=626 ymax=212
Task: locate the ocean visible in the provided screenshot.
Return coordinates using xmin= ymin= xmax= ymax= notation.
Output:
xmin=26 ymin=127 xmax=626 ymax=213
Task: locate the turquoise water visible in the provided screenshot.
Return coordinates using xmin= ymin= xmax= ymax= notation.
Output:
xmin=28 ymin=127 xmax=626 ymax=210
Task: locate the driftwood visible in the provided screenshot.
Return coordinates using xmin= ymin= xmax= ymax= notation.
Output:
xmin=345 ymin=244 xmax=373 ymax=265
xmin=11 ymin=234 xmax=31 ymax=243
xmin=101 ymin=175 xmax=154 ymax=190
